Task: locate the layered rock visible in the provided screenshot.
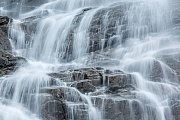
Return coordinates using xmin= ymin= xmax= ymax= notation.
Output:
xmin=45 ymin=67 xmax=136 ymax=120
xmin=0 ymin=51 xmax=27 ymax=76
xmin=1 ymin=1 xmax=180 ymax=120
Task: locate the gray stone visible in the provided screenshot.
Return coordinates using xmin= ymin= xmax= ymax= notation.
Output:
xmin=0 ymin=16 xmax=12 ymax=53
xmin=41 ymin=100 xmax=67 ymax=120
xmin=0 ymin=16 xmax=27 ymax=77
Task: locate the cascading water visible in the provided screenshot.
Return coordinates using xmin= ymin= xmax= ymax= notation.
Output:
xmin=0 ymin=0 xmax=180 ymax=120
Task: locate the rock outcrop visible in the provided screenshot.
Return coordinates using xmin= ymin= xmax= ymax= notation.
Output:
xmin=0 ymin=16 xmax=11 ymax=52
xmin=0 ymin=16 xmax=27 ymax=77
xmin=44 ymin=67 xmax=135 ymax=120
xmin=17 ymin=3 xmax=130 ymax=61
xmin=1 ymin=1 xmax=180 ymax=120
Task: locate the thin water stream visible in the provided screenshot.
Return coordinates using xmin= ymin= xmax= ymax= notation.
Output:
xmin=0 ymin=0 xmax=180 ymax=120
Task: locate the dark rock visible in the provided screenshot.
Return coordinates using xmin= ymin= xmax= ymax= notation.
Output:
xmin=0 ymin=16 xmax=27 ymax=76
xmin=105 ymin=72 xmax=132 ymax=87
xmin=93 ymin=97 xmax=143 ymax=120
xmin=0 ymin=16 xmax=12 ymax=52
xmin=40 ymin=86 xmax=90 ymax=120
xmin=25 ymin=0 xmax=49 ymax=7
xmin=168 ymin=93 xmax=180 ymax=120
xmin=40 ymin=87 xmax=83 ymax=103
xmin=171 ymin=0 xmax=180 ymax=27
xmin=171 ymin=102 xmax=180 ymax=120
xmin=88 ymin=3 xmax=130 ymax=53
xmin=67 ymin=104 xmax=89 ymax=120
xmin=159 ymin=54 xmax=180 ymax=83
xmin=71 ymin=80 xmax=96 ymax=93
xmin=45 ymin=66 xmax=137 ymax=120
xmin=41 ymin=100 xmax=67 ymax=120
xmin=19 ymin=18 xmax=38 ymax=45
xmin=149 ymin=61 xmax=164 ymax=82
xmin=48 ymin=67 xmax=103 ymax=86
xmin=0 ymin=51 xmax=27 ymax=77
xmin=10 ymin=3 xmax=132 ymax=61
xmin=63 ymin=8 xmax=92 ymax=61
xmin=48 ymin=67 xmax=133 ymax=94
xmin=108 ymin=85 xmax=135 ymax=94
xmin=86 ymin=55 xmax=120 ymax=67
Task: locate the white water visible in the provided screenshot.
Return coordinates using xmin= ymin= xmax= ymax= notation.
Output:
xmin=0 ymin=0 xmax=180 ymax=120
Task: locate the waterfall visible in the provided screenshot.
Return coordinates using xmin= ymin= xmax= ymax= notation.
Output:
xmin=0 ymin=0 xmax=180 ymax=120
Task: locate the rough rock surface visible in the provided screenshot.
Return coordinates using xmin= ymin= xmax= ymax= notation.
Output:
xmin=46 ymin=67 xmax=135 ymax=120
xmin=17 ymin=3 xmax=130 ymax=61
xmin=88 ymin=3 xmax=130 ymax=53
xmin=0 ymin=51 xmax=27 ymax=76
xmin=0 ymin=16 xmax=11 ymax=52
xmin=1 ymin=1 xmax=180 ymax=120
xmin=0 ymin=16 xmax=27 ymax=77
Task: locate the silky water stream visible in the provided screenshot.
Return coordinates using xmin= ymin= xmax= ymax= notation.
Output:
xmin=0 ymin=0 xmax=180 ymax=120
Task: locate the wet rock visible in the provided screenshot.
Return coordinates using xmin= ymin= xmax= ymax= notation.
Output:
xmin=40 ymin=86 xmax=90 ymax=120
xmin=25 ymin=0 xmax=49 ymax=7
xmin=149 ymin=61 xmax=164 ymax=82
xmin=46 ymin=67 xmax=137 ymax=120
xmin=10 ymin=3 xmax=132 ymax=61
xmin=1 ymin=0 xmax=48 ymax=8
xmin=41 ymin=100 xmax=67 ymax=120
xmin=71 ymin=80 xmax=96 ymax=93
xmin=171 ymin=101 xmax=180 ymax=120
xmin=19 ymin=18 xmax=38 ymax=45
xmin=0 ymin=16 xmax=27 ymax=76
xmin=171 ymin=0 xmax=180 ymax=27
xmin=40 ymin=88 xmax=65 ymax=101
xmin=108 ymin=85 xmax=135 ymax=94
xmin=48 ymin=67 xmax=133 ymax=94
xmin=105 ymin=73 xmax=132 ymax=87
xmin=86 ymin=54 xmax=120 ymax=67
xmin=0 ymin=51 xmax=27 ymax=77
xmin=159 ymin=54 xmax=180 ymax=82
xmin=46 ymin=67 xmax=138 ymax=120
xmin=48 ymin=67 xmax=103 ymax=86
xmin=63 ymin=8 xmax=92 ymax=61
xmin=93 ymin=97 xmax=143 ymax=120
xmin=168 ymin=93 xmax=180 ymax=120
xmin=0 ymin=16 xmax=12 ymax=52
xmin=41 ymin=87 xmax=83 ymax=103
xmin=67 ymin=104 xmax=89 ymax=120
xmin=88 ymin=3 xmax=130 ymax=53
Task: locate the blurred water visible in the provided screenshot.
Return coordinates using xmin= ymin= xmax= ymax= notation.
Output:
xmin=0 ymin=0 xmax=180 ymax=120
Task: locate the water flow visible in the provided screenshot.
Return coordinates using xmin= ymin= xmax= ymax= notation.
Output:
xmin=113 ymin=1 xmax=180 ymax=120
xmin=0 ymin=0 xmax=180 ymax=120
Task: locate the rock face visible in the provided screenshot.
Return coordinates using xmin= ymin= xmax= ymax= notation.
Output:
xmin=0 ymin=51 xmax=27 ymax=76
xmin=1 ymin=1 xmax=180 ymax=120
xmin=0 ymin=16 xmax=27 ymax=77
xmin=171 ymin=0 xmax=180 ymax=26
xmin=18 ymin=3 xmax=130 ymax=61
xmin=49 ymin=67 xmax=132 ymax=93
xmin=41 ymin=99 xmax=67 ymax=120
xmin=46 ymin=67 xmax=135 ymax=120
xmin=88 ymin=3 xmax=130 ymax=53
xmin=0 ymin=16 xmax=11 ymax=52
